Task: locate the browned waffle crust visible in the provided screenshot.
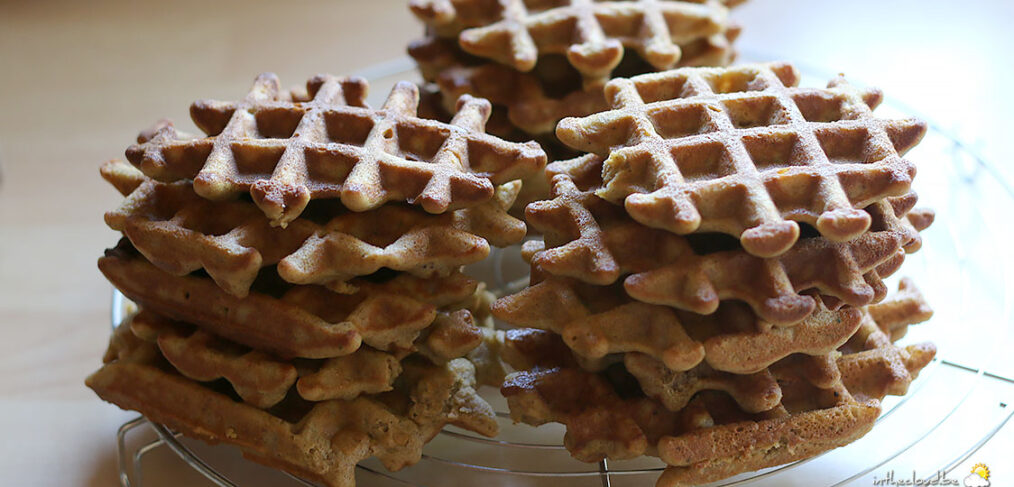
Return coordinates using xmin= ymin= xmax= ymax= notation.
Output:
xmin=87 ymin=73 xmax=545 ymax=486
xmin=409 ymin=31 xmax=740 ymax=137
xmin=516 ymin=154 xmax=931 ymax=325
xmin=101 ymin=159 xmax=526 ymax=296
xmin=125 ymin=74 xmax=546 ymax=226
xmin=410 ymin=0 xmax=732 ymax=84
xmin=556 ymin=62 xmax=926 ymax=258
xmin=87 ymin=312 xmax=496 ymax=487
xmin=497 ymin=281 xmax=935 ymax=484
xmin=488 ymin=60 xmax=936 ymax=483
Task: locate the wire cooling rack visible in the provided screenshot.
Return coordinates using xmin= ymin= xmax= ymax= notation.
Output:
xmin=107 ymin=58 xmax=1014 ymax=487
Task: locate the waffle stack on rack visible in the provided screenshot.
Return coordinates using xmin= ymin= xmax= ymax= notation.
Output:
xmin=408 ymin=0 xmax=746 ymax=210
xmin=491 ymin=62 xmax=938 ymax=486
xmin=85 ymin=73 xmax=547 ymax=487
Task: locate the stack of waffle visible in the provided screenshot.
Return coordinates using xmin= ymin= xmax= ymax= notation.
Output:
xmin=86 ymin=73 xmax=547 ymax=487
xmin=491 ymin=62 xmax=938 ymax=485
xmin=407 ymin=0 xmax=746 ymax=210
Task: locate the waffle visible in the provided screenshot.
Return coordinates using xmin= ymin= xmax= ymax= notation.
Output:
xmin=657 ymin=305 xmax=936 ymax=487
xmin=493 ymin=278 xmax=863 ymax=375
xmin=415 ymin=309 xmax=484 ymax=364
xmin=99 ymin=240 xmax=478 ymax=359
xmin=466 ymin=325 xmax=510 ymax=387
xmin=409 ymin=0 xmax=501 ymax=38
xmin=409 ymin=31 xmax=738 ymax=137
xmin=295 ymin=348 xmax=404 ymax=402
xmin=409 ymin=36 xmax=609 ymax=136
xmin=520 ymin=155 xmax=931 ymax=325
xmin=556 ymin=62 xmax=927 ymax=257
xmin=128 ymin=306 xmax=483 ymax=409
xmin=411 ymin=0 xmax=745 ymax=37
xmin=129 ymin=308 xmax=300 ymax=408
xmin=867 ymin=277 xmax=933 ymax=341
xmin=125 ymin=74 xmax=546 ymax=226
xmin=87 ymin=319 xmax=497 ymax=487
xmin=417 ymin=81 xmax=520 ymax=141
xmin=410 ymin=29 xmax=738 ymax=215
xmin=499 ymin=280 xmax=935 ymax=484
xmin=410 ymin=0 xmax=731 ymax=84
xmin=101 ymin=159 xmax=524 ymax=296
xmin=280 ymin=180 xmax=524 ymax=292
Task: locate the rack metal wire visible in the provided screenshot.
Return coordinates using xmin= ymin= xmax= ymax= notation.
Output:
xmin=106 ymin=59 xmax=1014 ymax=487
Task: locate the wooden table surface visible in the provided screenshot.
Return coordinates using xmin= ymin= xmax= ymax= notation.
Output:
xmin=1 ymin=0 xmax=1011 ymax=485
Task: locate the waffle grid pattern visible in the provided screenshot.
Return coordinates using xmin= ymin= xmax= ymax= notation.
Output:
xmin=127 ymin=74 xmax=545 ymax=226
xmin=557 ymin=62 xmax=926 ymax=257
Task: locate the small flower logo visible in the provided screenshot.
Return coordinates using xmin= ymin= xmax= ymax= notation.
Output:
xmin=963 ymin=463 xmax=990 ymax=487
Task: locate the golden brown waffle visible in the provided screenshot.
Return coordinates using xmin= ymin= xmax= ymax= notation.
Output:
xmin=409 ymin=32 xmax=738 ymax=137
xmin=409 ymin=36 xmax=609 ymax=136
xmin=411 ymin=0 xmax=745 ymax=38
xmin=410 ymin=0 xmax=730 ymax=84
xmin=499 ymin=280 xmax=936 ymax=484
xmin=451 ymin=284 xmax=518 ymax=387
xmin=410 ymin=29 xmax=737 ymax=215
xmin=440 ymin=62 xmax=606 ymax=137
xmin=502 ymin=349 xmax=873 ymax=467
xmin=295 ymin=348 xmax=403 ymax=402
xmin=409 ymin=0 xmax=500 ymax=38
xmin=866 ymin=277 xmax=934 ymax=341
xmin=128 ymin=306 xmax=483 ymax=407
xmin=466 ymin=326 xmax=510 ymax=387
xmin=129 ymin=308 xmax=299 ymax=408
xmin=414 ymin=74 xmax=576 ymax=216
xmin=670 ymin=26 xmax=741 ymax=69
xmin=414 ymin=309 xmax=484 ymax=365
xmin=99 ymin=240 xmax=478 ymax=359
xmin=101 ymin=159 xmax=525 ymax=296
xmin=657 ymin=304 xmax=936 ymax=486
xmin=520 ymin=155 xmax=931 ymax=324
xmin=494 ymin=277 xmax=863 ymax=375
xmin=125 ymin=73 xmax=546 ymax=226
xmin=87 ymin=320 xmax=497 ymax=487
xmin=556 ymin=62 xmax=927 ymax=257
xmin=417 ymin=81 xmax=520 ymax=141
xmin=279 ymin=180 xmax=523 ymax=293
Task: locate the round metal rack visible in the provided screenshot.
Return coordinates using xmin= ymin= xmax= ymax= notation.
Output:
xmin=108 ymin=58 xmax=1014 ymax=487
